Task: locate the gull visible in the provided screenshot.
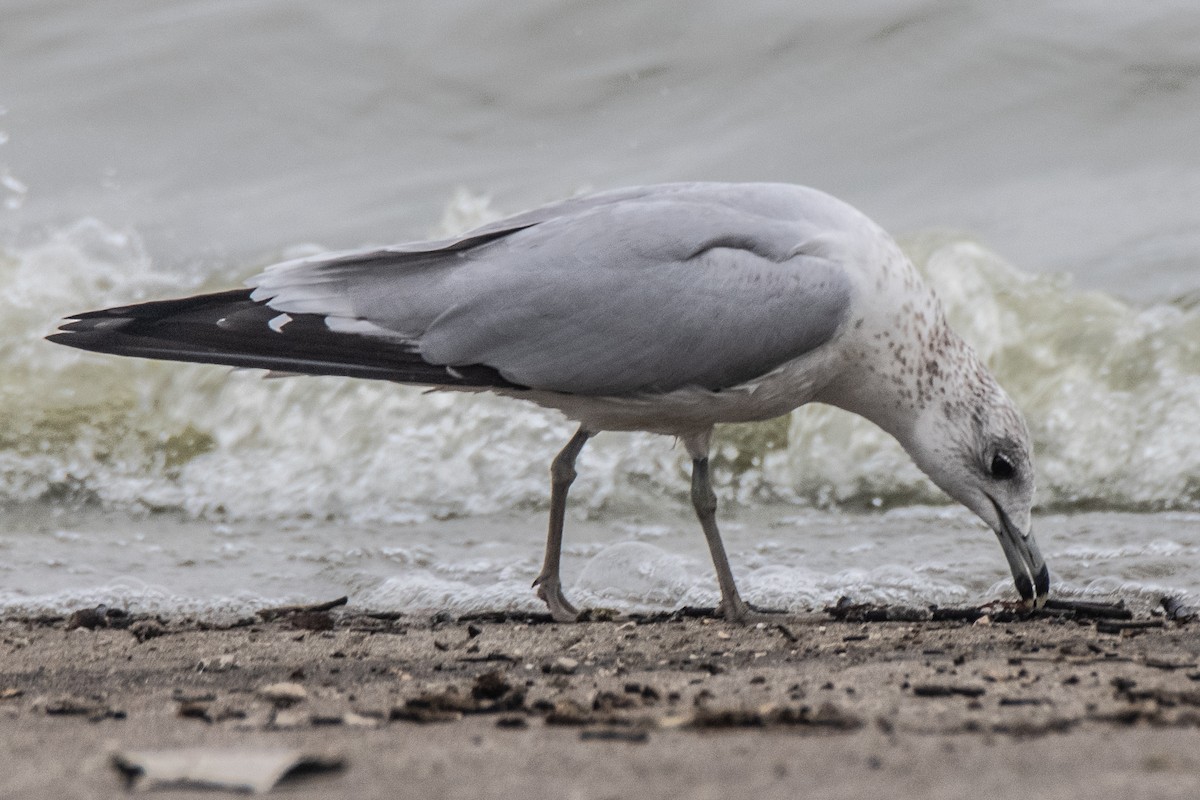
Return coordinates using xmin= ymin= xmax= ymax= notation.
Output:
xmin=48 ymin=182 xmax=1049 ymax=621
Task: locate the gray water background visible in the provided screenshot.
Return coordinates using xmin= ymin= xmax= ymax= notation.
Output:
xmin=0 ymin=1 xmax=1198 ymax=614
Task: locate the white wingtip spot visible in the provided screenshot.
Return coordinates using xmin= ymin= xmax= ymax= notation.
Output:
xmin=268 ymin=313 xmax=292 ymax=333
xmin=324 ymin=316 xmax=415 ymax=344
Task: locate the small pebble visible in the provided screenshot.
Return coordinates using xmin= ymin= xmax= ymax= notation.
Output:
xmin=196 ymin=654 xmax=237 ymax=673
xmin=547 ymin=657 xmax=579 ymax=675
xmin=344 ymin=711 xmax=382 ymax=728
xmin=258 ymin=682 xmax=308 ymax=706
xmin=496 ymin=715 xmax=528 ymax=729
xmin=272 ymin=708 xmax=308 ymax=729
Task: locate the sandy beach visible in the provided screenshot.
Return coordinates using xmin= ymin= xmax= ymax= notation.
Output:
xmin=2 ymin=600 xmax=1198 ymax=798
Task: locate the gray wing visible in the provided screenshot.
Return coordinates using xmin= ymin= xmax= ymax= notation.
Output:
xmin=250 ymin=183 xmax=857 ymax=396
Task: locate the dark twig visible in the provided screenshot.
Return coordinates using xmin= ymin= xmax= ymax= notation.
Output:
xmin=258 ymin=596 xmax=349 ymax=621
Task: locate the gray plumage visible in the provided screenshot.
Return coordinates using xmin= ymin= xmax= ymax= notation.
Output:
xmin=249 ymin=183 xmax=853 ymax=396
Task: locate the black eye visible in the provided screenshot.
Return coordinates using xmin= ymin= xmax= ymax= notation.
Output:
xmin=990 ymin=453 xmax=1016 ymax=481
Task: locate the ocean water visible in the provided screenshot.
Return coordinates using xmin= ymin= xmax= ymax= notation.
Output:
xmin=1 ymin=1 xmax=1197 ymax=615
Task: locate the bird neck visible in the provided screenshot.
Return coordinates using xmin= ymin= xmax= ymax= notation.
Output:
xmin=817 ymin=270 xmax=985 ymax=453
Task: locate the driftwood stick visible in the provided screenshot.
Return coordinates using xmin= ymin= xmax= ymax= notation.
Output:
xmin=258 ymin=596 xmax=349 ymax=621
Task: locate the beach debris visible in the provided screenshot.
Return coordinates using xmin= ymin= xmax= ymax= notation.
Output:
xmin=111 ymin=747 xmax=345 ymax=794
xmin=257 ymin=596 xmax=348 ymax=623
xmin=773 ymin=623 xmax=799 ymax=642
xmin=827 ymin=596 xmax=1160 ymax=626
xmin=389 ymin=701 xmax=463 ymax=724
xmin=1143 ymin=656 xmax=1199 ymax=671
xmin=1089 ymin=706 xmax=1148 ymax=726
xmin=457 ymin=652 xmax=518 ymax=664
xmin=173 ymin=691 xmax=250 ymax=724
xmin=41 ymin=694 xmax=125 ymax=722
xmin=1043 ymin=598 xmax=1132 ymax=620
xmin=990 ymin=717 xmax=1078 ymax=737
xmin=456 ymin=610 xmax=555 ymax=625
xmin=1113 ymin=683 xmax=1200 ymax=708
xmin=538 ymin=696 xmax=646 ymax=728
xmin=688 ymin=701 xmax=861 ymax=731
xmin=676 ymin=606 xmax=725 ymax=620
xmin=392 ymin=674 xmax=526 ymax=723
xmin=257 ymin=683 xmax=307 ymax=707
xmin=579 ymin=727 xmax=650 ymax=743
xmin=289 ymin=611 xmax=337 ymax=631
xmin=911 ymin=683 xmax=986 ymax=698
xmin=931 ymin=607 xmax=988 ymax=622
xmin=1111 ymin=676 xmax=1138 ymax=692
xmin=177 ymin=701 xmax=212 ymax=721
xmin=545 ymin=656 xmax=579 ymax=675
xmin=544 ymin=698 xmax=592 ymax=725
xmin=196 ymin=654 xmax=238 ymax=673
xmin=271 ymin=708 xmax=308 ymax=729
xmin=697 ymin=661 xmax=726 ymax=675
xmin=293 ymin=702 xmax=350 ymax=727
xmin=496 ymin=715 xmax=528 ymax=729
xmin=66 ymin=605 xmax=129 ymax=631
xmin=470 ymin=670 xmax=512 ymax=701
xmin=592 ymin=691 xmax=640 ymax=713
xmin=65 ymin=606 xmax=107 ymax=630
xmin=826 ymin=598 xmax=931 ymax=622
xmin=177 ymin=701 xmax=247 ymax=724
xmin=473 ymin=679 xmax=526 ymax=713
xmin=1162 ymin=596 xmax=1197 ymax=623
xmin=129 ymin=619 xmax=167 ymax=642
xmin=341 ymin=711 xmax=383 ymax=728
xmin=622 ymin=682 xmax=662 ymax=703
xmin=0 ymin=688 xmax=23 ymax=700
xmin=1096 ymin=620 xmax=1164 ymax=636
xmin=577 ymin=607 xmax=620 ymax=622
xmin=342 ymin=613 xmax=408 ymax=635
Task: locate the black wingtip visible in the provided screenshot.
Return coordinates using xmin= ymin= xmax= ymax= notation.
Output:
xmin=43 ymin=293 xmax=528 ymax=391
xmin=46 ymin=313 xmax=135 ymax=351
xmin=1034 ymin=563 xmax=1050 ymax=598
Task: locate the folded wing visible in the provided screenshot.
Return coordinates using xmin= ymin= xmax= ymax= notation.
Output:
xmin=251 ymin=183 xmax=855 ymax=395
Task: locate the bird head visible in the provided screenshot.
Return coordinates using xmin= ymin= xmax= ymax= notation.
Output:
xmin=905 ymin=372 xmax=1049 ymax=607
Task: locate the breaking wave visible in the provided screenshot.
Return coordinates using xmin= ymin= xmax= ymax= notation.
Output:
xmin=3 ymin=197 xmax=1198 ymax=521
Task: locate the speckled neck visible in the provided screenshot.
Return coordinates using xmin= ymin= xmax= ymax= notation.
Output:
xmin=815 ymin=247 xmax=979 ymax=444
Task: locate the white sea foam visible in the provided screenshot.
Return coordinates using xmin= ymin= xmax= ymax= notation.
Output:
xmin=2 ymin=509 xmax=1194 ymax=617
xmin=7 ymin=203 xmax=1198 ymax=522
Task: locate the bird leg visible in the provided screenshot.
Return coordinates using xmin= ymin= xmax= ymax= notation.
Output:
xmin=689 ymin=453 xmax=752 ymax=623
xmin=533 ymin=427 xmax=590 ymax=622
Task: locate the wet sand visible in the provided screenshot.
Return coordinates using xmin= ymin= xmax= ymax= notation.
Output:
xmin=2 ymin=603 xmax=1199 ymax=798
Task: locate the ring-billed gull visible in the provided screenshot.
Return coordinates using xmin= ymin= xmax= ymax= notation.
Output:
xmin=48 ymin=182 xmax=1049 ymax=621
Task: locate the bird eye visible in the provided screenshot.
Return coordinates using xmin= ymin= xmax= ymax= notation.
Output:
xmin=990 ymin=453 xmax=1016 ymax=481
